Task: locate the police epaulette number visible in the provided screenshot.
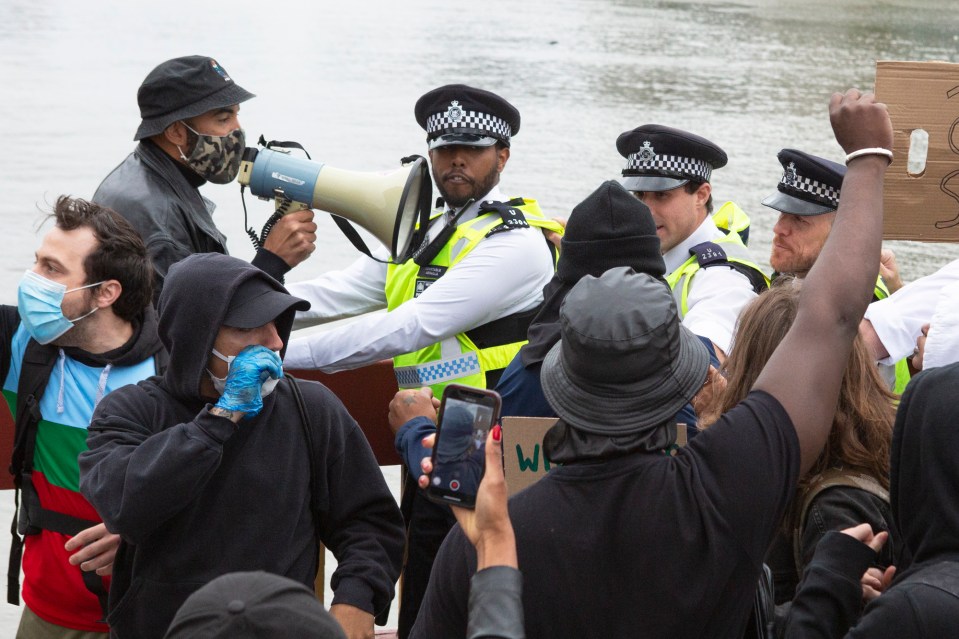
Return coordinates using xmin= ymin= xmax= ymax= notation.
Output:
xmin=480 ymin=199 xmax=530 ymax=237
xmin=690 ymin=241 xmax=728 ymax=266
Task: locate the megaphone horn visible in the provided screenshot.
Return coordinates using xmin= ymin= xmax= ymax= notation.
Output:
xmin=238 ymin=146 xmax=432 ymax=262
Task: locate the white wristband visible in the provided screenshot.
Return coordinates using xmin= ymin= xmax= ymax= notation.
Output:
xmin=845 ymin=147 xmax=894 ymax=165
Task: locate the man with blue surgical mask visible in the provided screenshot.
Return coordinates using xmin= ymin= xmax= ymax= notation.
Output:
xmin=2 ymin=196 xmax=163 ymax=639
xmin=94 ymin=55 xmax=318 ymax=300
xmin=78 ymin=253 xmax=405 ymax=639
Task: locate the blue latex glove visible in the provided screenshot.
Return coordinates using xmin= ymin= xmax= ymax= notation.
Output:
xmin=214 ymin=345 xmax=283 ymax=419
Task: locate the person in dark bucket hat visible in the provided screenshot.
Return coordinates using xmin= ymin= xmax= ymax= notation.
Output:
xmin=540 ymin=267 xmax=710 ymax=434
xmin=408 ymin=87 xmax=900 ymax=639
xmin=93 ymin=55 xmax=317 ymax=299
xmin=616 ymin=124 xmax=769 ymax=361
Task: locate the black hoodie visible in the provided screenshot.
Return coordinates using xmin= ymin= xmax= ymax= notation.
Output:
xmin=785 ymin=362 xmax=959 ymax=638
xmin=79 ymin=253 xmax=404 ymax=639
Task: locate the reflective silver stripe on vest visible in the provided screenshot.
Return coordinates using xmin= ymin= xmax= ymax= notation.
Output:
xmin=394 ymin=352 xmax=482 ymax=387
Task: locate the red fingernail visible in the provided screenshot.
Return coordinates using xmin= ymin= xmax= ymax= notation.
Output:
xmin=492 ymin=424 xmax=501 ymax=442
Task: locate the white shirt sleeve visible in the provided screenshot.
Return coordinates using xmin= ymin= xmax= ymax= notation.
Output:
xmin=682 ymin=265 xmax=758 ymax=356
xmin=286 ymin=250 xmax=390 ymax=330
xmin=864 ymin=258 xmax=959 ymax=365
xmin=921 ymin=281 xmax=959 ymax=370
xmin=283 ymin=226 xmax=554 ymax=372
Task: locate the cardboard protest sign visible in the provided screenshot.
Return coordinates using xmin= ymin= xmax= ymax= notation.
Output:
xmin=501 ymin=417 xmax=558 ymax=496
xmin=875 ymin=60 xmax=959 ymax=241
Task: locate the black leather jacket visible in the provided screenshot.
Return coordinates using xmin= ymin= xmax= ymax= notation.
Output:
xmin=93 ymin=140 xmax=288 ymax=297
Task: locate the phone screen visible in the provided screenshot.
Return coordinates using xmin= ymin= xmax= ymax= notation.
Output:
xmin=427 ymin=387 xmax=500 ymax=508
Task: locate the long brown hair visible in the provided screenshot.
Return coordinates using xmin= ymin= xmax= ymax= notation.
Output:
xmin=701 ymin=279 xmax=895 ymax=498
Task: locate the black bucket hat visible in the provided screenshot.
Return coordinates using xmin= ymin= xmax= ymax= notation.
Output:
xmin=134 ymin=55 xmax=255 ymax=141
xmin=540 ymin=267 xmax=709 ymax=434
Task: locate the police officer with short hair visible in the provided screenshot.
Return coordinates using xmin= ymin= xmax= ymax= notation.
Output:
xmin=763 ymin=148 xmax=909 ymax=393
xmin=285 ymin=85 xmax=562 ymax=395
xmin=764 ymin=148 xmax=896 ymax=300
xmin=283 ymin=84 xmax=563 ymax=638
xmin=617 ymin=125 xmax=768 ymax=359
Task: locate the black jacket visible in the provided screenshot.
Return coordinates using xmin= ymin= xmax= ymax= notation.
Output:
xmin=768 ymin=483 xmax=896 ymax=635
xmin=78 ymin=253 xmax=404 ymax=639
xmin=786 ymin=363 xmax=959 ymax=638
xmin=93 ymin=140 xmax=289 ymax=297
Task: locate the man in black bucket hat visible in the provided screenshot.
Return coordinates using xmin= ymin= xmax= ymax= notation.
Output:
xmin=94 ymin=55 xmax=317 ymax=299
xmin=411 ymin=89 xmax=896 ymax=638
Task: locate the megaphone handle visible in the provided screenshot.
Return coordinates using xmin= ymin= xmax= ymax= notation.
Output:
xmin=275 ymin=197 xmax=309 ymax=217
xmin=259 ymin=197 xmax=308 ymax=247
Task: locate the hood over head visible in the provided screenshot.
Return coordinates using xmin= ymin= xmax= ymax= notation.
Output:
xmin=156 ymin=253 xmax=309 ymax=401
xmin=891 ymin=362 xmax=959 ymax=573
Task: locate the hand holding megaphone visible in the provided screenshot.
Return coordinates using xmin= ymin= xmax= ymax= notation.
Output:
xmin=260 ymin=208 xmax=318 ymax=268
xmin=237 ymin=142 xmax=431 ymax=263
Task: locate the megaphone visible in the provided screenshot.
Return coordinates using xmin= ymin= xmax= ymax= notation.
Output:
xmin=237 ymin=146 xmax=431 ymax=262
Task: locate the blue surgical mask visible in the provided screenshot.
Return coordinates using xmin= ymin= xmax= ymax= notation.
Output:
xmin=17 ymin=270 xmax=103 ymax=345
xmin=207 ymin=347 xmax=281 ymax=398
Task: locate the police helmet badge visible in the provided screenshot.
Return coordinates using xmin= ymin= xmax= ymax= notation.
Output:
xmin=785 ymin=162 xmax=798 ymax=186
xmin=447 ymin=100 xmax=464 ymax=123
xmin=637 ymin=141 xmax=656 ymax=164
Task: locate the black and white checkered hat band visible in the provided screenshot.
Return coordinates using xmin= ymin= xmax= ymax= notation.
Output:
xmin=426 ymin=110 xmax=512 ymax=141
xmin=781 ymin=172 xmax=840 ymax=208
xmin=624 ymin=153 xmax=712 ymax=182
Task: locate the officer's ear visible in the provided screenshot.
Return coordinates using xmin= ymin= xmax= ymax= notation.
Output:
xmin=694 ymin=181 xmax=711 ymax=208
xmin=495 ymin=144 xmax=510 ymax=173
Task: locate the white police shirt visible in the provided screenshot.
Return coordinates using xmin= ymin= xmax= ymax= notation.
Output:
xmin=283 ymin=185 xmax=554 ymax=372
xmin=662 ymin=216 xmax=758 ymax=356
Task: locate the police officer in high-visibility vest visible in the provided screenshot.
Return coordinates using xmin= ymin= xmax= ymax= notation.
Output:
xmin=617 ymin=125 xmax=768 ymax=360
xmin=282 ymin=85 xmax=562 ymax=638
xmin=284 ymin=85 xmax=562 ymax=399
xmin=763 ymin=148 xmax=909 ymax=391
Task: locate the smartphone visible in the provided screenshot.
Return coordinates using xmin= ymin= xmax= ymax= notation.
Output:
xmin=425 ymin=384 xmax=502 ymax=509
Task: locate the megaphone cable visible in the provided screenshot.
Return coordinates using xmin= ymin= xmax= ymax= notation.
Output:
xmin=240 ymin=184 xmax=262 ymax=251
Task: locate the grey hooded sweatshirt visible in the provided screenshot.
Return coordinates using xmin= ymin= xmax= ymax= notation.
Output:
xmin=79 ymin=253 xmax=404 ymax=639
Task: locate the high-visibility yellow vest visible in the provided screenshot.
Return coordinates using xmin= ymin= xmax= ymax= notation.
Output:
xmin=385 ymin=198 xmax=563 ymax=399
xmin=666 ymin=204 xmax=770 ymax=317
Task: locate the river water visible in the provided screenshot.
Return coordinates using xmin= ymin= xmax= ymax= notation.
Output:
xmin=0 ymin=0 xmax=957 ymax=632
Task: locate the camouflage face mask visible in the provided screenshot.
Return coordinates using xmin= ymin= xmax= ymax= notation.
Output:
xmin=178 ymin=125 xmax=246 ymax=184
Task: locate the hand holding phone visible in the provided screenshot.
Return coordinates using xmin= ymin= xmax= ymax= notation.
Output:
xmin=418 ymin=423 xmax=517 ymax=570
xmin=425 ymin=384 xmax=502 ymax=509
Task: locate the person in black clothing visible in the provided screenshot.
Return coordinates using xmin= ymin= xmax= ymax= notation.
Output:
xmin=785 ymin=361 xmax=959 ymax=638
xmin=408 ymin=90 xmax=895 ymax=638
xmin=78 ymin=253 xmax=404 ymax=639
xmin=94 ymin=55 xmax=317 ymax=297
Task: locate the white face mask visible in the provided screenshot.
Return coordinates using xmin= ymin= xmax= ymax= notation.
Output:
xmin=207 ymin=347 xmax=281 ymax=398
